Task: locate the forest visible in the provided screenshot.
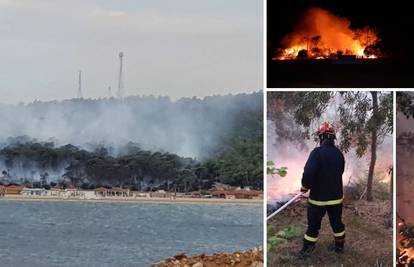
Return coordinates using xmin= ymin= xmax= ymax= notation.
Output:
xmin=0 ymin=93 xmax=263 ymax=191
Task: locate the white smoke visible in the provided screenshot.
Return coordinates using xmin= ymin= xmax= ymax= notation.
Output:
xmin=397 ymin=112 xmax=414 ymax=223
xmin=0 ymin=93 xmax=262 ymax=159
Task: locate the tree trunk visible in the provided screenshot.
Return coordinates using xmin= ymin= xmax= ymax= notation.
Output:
xmin=366 ymin=91 xmax=378 ymax=201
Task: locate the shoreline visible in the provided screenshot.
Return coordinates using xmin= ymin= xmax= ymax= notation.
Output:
xmin=0 ymin=195 xmax=263 ymax=206
xmin=153 ymin=247 xmax=263 ymax=267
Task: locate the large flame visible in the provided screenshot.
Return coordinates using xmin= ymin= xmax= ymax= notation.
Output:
xmin=275 ymin=7 xmax=380 ymax=60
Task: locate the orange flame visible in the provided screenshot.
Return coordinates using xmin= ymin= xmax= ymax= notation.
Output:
xmin=275 ymin=7 xmax=381 ymax=60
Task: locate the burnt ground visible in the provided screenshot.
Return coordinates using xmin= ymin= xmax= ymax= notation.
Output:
xmin=267 ymin=59 xmax=414 ymax=88
xmin=267 ymin=198 xmax=392 ymax=267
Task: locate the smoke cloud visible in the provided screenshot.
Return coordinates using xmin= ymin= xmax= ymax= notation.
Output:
xmin=0 ymin=93 xmax=262 ymax=159
xmin=397 ymin=112 xmax=414 ymax=223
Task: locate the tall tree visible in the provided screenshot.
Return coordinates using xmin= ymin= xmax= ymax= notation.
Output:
xmin=338 ymin=92 xmax=393 ymax=201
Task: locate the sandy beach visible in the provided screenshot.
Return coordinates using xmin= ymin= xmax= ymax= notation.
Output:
xmin=0 ymin=195 xmax=263 ymax=205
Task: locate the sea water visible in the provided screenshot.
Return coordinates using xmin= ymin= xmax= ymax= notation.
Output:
xmin=0 ymin=200 xmax=262 ymax=267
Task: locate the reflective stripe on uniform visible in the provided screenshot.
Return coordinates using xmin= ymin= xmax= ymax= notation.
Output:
xmin=308 ymin=198 xmax=343 ymax=206
xmin=334 ymin=231 xmax=345 ymax=237
xmin=304 ymin=234 xmax=318 ymax=242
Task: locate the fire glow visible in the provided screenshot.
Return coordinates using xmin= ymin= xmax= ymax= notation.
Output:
xmin=398 ymin=222 xmax=414 ymax=265
xmin=274 ymin=7 xmax=381 ymax=60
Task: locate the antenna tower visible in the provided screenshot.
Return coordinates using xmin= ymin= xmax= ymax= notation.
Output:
xmin=77 ymin=70 xmax=83 ymax=98
xmin=117 ymin=52 xmax=124 ymax=98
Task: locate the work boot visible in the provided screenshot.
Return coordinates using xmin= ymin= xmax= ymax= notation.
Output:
xmin=328 ymin=238 xmax=345 ymax=254
xmin=296 ymin=242 xmax=315 ymax=259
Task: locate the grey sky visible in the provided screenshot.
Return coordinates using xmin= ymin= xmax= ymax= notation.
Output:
xmin=0 ymin=0 xmax=263 ymax=104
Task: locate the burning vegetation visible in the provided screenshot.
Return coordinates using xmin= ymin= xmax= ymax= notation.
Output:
xmin=274 ymin=7 xmax=381 ymax=60
xmin=397 ymin=219 xmax=414 ymax=266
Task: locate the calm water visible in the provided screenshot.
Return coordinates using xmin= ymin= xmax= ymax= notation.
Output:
xmin=0 ymin=200 xmax=262 ymax=267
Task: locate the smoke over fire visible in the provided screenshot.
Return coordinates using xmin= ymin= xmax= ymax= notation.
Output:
xmin=0 ymin=93 xmax=261 ymax=159
xmin=275 ymin=7 xmax=380 ymax=60
xmin=397 ymin=111 xmax=414 ymax=264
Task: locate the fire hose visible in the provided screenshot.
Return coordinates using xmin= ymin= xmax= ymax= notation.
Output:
xmin=266 ymin=192 xmax=304 ymax=221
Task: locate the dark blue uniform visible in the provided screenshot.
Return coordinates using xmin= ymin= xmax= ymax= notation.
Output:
xmin=301 ymin=139 xmax=346 ymax=245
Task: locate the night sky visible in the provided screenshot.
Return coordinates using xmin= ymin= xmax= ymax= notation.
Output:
xmin=268 ymin=0 xmax=414 ymax=60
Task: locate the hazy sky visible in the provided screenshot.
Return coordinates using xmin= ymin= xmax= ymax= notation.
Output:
xmin=0 ymin=0 xmax=263 ymax=104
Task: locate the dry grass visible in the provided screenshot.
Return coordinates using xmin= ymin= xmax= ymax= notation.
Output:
xmin=267 ymin=199 xmax=392 ymax=267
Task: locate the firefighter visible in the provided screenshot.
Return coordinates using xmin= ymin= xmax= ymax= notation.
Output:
xmin=298 ymin=122 xmax=346 ymax=258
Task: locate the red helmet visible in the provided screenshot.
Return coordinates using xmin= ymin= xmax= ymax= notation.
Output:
xmin=317 ymin=122 xmax=336 ymax=136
